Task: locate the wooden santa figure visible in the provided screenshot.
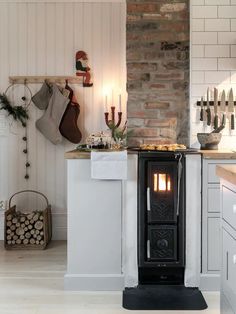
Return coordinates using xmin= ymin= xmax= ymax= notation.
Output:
xmin=75 ymin=51 xmax=93 ymax=87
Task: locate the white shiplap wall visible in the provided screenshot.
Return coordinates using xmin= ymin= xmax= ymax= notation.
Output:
xmin=0 ymin=1 xmax=126 ymax=239
xmin=190 ymin=0 xmax=236 ymax=148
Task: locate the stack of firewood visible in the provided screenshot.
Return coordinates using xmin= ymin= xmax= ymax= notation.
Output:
xmin=5 ymin=211 xmax=45 ymax=246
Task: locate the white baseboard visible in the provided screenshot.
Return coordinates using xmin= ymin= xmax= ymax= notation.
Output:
xmin=64 ymin=273 xmax=124 ymax=291
xmin=51 ymin=213 xmax=67 ymax=240
xmin=52 ymin=227 xmax=67 ymax=240
xmin=200 ymin=273 xmax=220 ymax=291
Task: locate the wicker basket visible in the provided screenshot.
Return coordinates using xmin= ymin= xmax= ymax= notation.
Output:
xmin=4 ymin=190 xmax=52 ymax=250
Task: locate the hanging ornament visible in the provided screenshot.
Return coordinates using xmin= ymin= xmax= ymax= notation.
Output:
xmin=22 ymin=83 xmax=31 ymax=180
xmin=0 ymin=82 xmax=32 ymax=180
xmin=0 ymin=84 xmax=30 ymax=127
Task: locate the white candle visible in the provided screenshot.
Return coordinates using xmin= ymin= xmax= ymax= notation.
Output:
xmin=118 ymin=94 xmax=121 ymax=112
xmin=105 ymin=95 xmax=108 ymax=112
xmin=111 ymin=89 xmax=114 ymax=107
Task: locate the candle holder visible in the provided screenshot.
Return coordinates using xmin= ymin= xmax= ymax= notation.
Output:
xmin=104 ymin=106 xmax=122 ymax=138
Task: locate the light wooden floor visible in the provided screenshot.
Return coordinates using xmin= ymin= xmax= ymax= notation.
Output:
xmin=0 ymin=241 xmax=220 ymax=314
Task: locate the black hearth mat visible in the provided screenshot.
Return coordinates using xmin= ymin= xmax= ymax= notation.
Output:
xmin=122 ymin=285 xmax=208 ymax=311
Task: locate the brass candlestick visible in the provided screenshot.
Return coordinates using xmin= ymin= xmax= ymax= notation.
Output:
xmin=104 ymin=106 xmax=122 ymax=138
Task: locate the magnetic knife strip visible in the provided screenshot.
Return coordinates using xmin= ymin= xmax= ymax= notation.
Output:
xmin=196 ymin=101 xmax=236 ymax=106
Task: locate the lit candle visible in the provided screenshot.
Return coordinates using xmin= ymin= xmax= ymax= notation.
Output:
xmin=105 ymin=95 xmax=108 ymax=112
xmin=118 ymin=94 xmax=121 ymax=112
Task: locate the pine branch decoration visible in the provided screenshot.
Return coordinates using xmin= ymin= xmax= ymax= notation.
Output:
xmin=0 ymin=93 xmax=29 ymax=127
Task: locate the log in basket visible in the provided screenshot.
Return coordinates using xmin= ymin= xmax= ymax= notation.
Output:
xmin=4 ymin=190 xmax=52 ymax=250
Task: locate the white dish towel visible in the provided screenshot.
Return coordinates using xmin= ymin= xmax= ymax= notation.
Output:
xmin=91 ymin=151 xmax=127 ymax=180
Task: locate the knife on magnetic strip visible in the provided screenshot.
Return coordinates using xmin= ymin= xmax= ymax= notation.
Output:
xmin=228 ymin=88 xmax=235 ymax=130
xmin=200 ymin=96 xmax=204 ymax=121
xmin=213 ymin=88 xmax=219 ymax=129
xmin=220 ymin=90 xmax=226 ymax=127
xmin=206 ymin=88 xmax=211 ymax=126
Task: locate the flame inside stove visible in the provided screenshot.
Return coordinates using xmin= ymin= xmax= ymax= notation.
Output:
xmin=167 ymin=176 xmax=171 ymax=191
xmin=154 ymin=173 xmax=171 ymax=192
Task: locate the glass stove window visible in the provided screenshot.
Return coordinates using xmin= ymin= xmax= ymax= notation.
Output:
xmin=167 ymin=175 xmax=171 ymax=191
xmin=158 ymin=174 xmax=167 ymax=191
xmin=154 ymin=173 xmax=158 ymax=192
xmin=154 ymin=173 xmax=171 ymax=192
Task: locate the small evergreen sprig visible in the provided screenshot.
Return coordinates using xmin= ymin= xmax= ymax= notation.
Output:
xmin=112 ymin=122 xmax=132 ymax=144
xmin=0 ymin=93 xmax=29 ymax=127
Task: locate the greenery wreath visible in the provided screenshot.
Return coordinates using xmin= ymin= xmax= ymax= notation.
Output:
xmin=0 ymin=84 xmax=31 ymax=127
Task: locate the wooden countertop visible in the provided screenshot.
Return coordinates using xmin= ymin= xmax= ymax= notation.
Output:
xmin=216 ymin=165 xmax=236 ymax=186
xmin=200 ymin=150 xmax=236 ymax=159
xmin=65 ymin=149 xmax=236 ymax=160
xmin=65 ymin=149 xmax=137 ymax=159
xmin=65 ymin=150 xmax=91 ymax=159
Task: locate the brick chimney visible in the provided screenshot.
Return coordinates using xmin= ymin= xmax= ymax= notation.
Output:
xmin=127 ymin=1 xmax=189 ymax=147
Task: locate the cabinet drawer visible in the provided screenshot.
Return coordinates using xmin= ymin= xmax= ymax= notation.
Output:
xmin=222 ymin=186 xmax=236 ymax=231
xmin=208 ymin=164 xmax=220 ymax=183
xmin=208 ymin=187 xmax=220 ymax=213
xmin=222 ymin=229 xmax=236 ymax=312
xmin=208 ymin=217 xmax=220 ymax=271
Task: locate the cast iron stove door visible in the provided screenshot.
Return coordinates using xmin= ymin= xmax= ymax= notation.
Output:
xmin=147 ymin=162 xmax=177 ymax=224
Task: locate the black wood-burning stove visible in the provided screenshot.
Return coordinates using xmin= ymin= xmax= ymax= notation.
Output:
xmin=138 ymin=151 xmax=185 ymax=285
xmin=123 ymin=150 xmax=208 ymax=311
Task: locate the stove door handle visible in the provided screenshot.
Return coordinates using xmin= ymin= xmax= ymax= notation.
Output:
xmin=147 ymin=187 xmax=151 ymax=211
xmin=147 ymin=239 xmax=150 ymax=259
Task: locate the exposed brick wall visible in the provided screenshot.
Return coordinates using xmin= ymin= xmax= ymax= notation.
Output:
xmin=127 ymin=0 xmax=189 ymax=147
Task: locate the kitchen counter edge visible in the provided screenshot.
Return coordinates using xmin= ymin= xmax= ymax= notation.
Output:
xmin=201 ymin=150 xmax=236 ymax=159
xmin=216 ymin=165 xmax=236 ymax=186
xmin=65 ymin=149 xmax=138 ymax=159
xmin=65 ymin=149 xmax=236 ymax=160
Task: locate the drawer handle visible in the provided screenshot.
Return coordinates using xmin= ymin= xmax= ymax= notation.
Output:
xmin=227 ymin=251 xmax=229 ymax=280
xmin=233 ymin=205 xmax=236 ymax=214
xmin=233 ymin=255 xmax=236 ymax=265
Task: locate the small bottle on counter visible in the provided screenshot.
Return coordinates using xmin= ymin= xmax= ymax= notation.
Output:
xmin=97 ymin=137 xmax=105 ymax=149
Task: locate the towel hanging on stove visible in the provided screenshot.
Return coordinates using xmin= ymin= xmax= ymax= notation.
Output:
xmin=91 ymin=151 xmax=127 ymax=180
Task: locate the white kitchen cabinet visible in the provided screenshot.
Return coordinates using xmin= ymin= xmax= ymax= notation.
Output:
xmin=201 ymin=158 xmax=236 ymax=291
xmin=64 ymin=153 xmax=139 ymax=291
xmin=222 ymin=228 xmax=236 ymax=313
xmin=218 ymin=174 xmax=236 ymax=314
xmin=64 ymin=158 xmax=124 ymax=291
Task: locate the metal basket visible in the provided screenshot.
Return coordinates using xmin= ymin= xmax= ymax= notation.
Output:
xmin=4 ymin=190 xmax=52 ymax=250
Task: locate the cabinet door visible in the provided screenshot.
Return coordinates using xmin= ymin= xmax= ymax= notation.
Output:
xmin=208 ymin=164 xmax=220 ymax=184
xmin=222 ymin=185 xmax=236 ymax=231
xmin=222 ymin=229 xmax=236 ymax=312
xmin=208 ymin=187 xmax=220 ymax=213
xmin=208 ymin=217 xmax=221 ymax=271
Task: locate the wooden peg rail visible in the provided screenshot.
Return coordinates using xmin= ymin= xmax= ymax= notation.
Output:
xmin=196 ymin=101 xmax=236 ymax=106
xmin=9 ymin=76 xmax=83 ymax=84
